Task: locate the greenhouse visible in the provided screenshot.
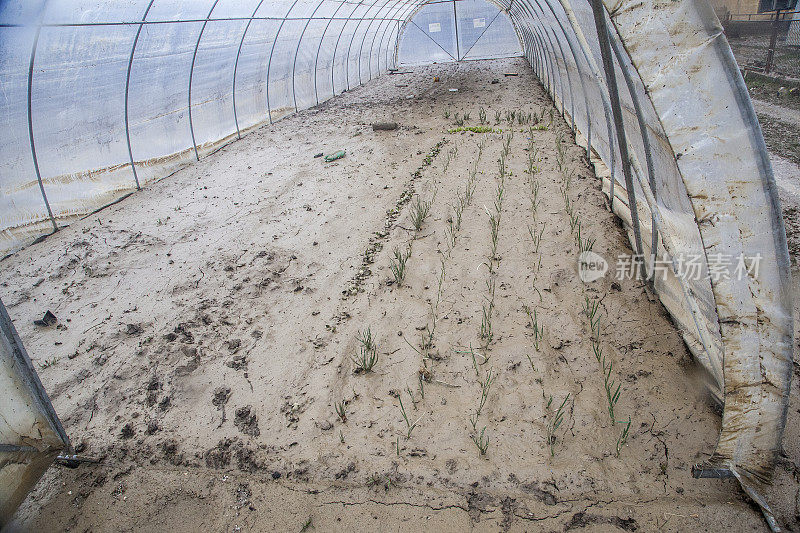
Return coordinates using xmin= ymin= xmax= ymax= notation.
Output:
xmin=1 ymin=0 xmax=797 ymax=530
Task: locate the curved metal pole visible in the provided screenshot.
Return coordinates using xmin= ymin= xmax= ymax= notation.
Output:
xmin=589 ymin=0 xmax=644 ymax=263
xmin=531 ymin=28 xmax=556 ymax=100
xmin=545 ymin=23 xmax=575 ymax=130
xmin=374 ymin=2 xmax=404 ymax=73
xmin=540 ymin=23 xmax=572 ymax=124
xmin=393 ymin=2 xmax=424 ymax=68
xmin=313 ymin=0 xmax=349 ymax=105
xmin=372 ymin=0 xmax=403 ymax=77
xmin=608 ymin=27 xmax=659 ymax=272
xmin=188 ymin=0 xmax=221 ymax=161
xmin=266 ymin=0 xmax=302 ymax=124
xmin=292 ymin=0 xmax=328 ymax=112
xmin=386 ymin=2 xmax=419 ymax=68
xmin=391 ymin=0 xmax=423 ymax=68
xmin=124 ymin=0 xmax=155 ymax=190
xmin=528 ymin=0 xmax=593 ymax=158
xmin=526 ymin=0 xmax=579 ymax=133
xmin=387 ymin=19 xmax=400 ymax=69
xmin=520 ymin=17 xmax=551 ymax=96
xmin=331 ymin=0 xmax=366 ymax=97
xmin=345 ymin=0 xmax=384 ymax=91
xmin=372 ymin=14 xmax=394 ymax=75
xmin=452 ymin=0 xmax=461 ymax=60
xmin=357 ymin=0 xmax=394 ymax=86
xmin=233 ymin=0 xmax=267 ymax=140
xmin=551 ymin=0 xmax=623 ymax=206
xmin=526 ymin=19 xmax=563 ymax=117
xmin=26 ymin=1 xmax=57 ymax=233
xmin=367 ymin=0 xmax=406 ymax=80
xmin=532 ymin=0 xmax=617 ymax=203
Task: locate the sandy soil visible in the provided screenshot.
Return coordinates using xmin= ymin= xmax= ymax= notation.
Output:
xmin=3 ymin=58 xmax=800 ymax=532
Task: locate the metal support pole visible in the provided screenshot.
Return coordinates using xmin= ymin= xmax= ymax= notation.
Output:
xmin=765 ymin=9 xmax=781 ymax=73
xmin=367 ymin=0 xmax=406 ymax=81
xmin=124 ymin=0 xmax=155 ymax=190
xmin=529 ymin=0 xmax=589 ymax=146
xmin=233 ymin=0 xmax=267 ymax=139
xmin=292 ymin=0 xmax=328 ymax=111
xmin=543 ymin=23 xmax=574 ymax=128
xmin=589 ymin=0 xmax=645 ymax=264
xmin=357 ymin=0 xmax=393 ymax=86
xmin=608 ymin=28 xmax=659 ymax=276
xmin=452 ymin=0 xmax=461 ymax=60
xmin=345 ymin=0 xmax=384 ymax=91
xmin=547 ymin=0 xmax=618 ymax=206
xmin=313 ymin=0 xmax=348 ymax=105
xmin=266 ymin=0 xmax=302 ymax=124
xmin=188 ymin=0 xmax=221 ymax=161
xmin=331 ymin=0 xmax=366 ymax=97
xmin=370 ymin=0 xmax=408 ymax=78
xmin=26 ymin=2 xmax=58 ymax=233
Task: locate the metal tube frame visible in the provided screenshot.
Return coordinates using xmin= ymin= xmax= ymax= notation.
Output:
xmin=607 ymin=27 xmax=659 ymax=276
xmin=188 ymin=0 xmax=221 ymax=161
xmin=452 ymin=0 xmax=461 ymax=60
xmin=356 ymin=0 xmax=395 ymax=86
xmin=313 ymin=0 xmax=349 ymax=105
xmin=124 ymin=0 xmax=155 ymax=190
xmin=331 ymin=0 xmax=366 ymax=98
xmin=26 ymin=1 xmax=58 ymax=233
xmin=233 ymin=0 xmax=268 ymax=139
xmin=345 ymin=0 xmax=386 ymax=91
xmin=589 ymin=0 xmax=644 ymax=262
xmin=369 ymin=0 xmax=411 ymax=79
xmin=293 ymin=0 xmax=329 ymax=112
xmin=527 ymin=0 xmax=591 ymax=153
xmin=266 ymin=0 xmax=303 ymax=124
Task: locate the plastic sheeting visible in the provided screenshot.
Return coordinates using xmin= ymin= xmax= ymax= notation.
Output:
xmin=0 ymin=0 xmax=794 ymax=528
xmin=0 ymin=298 xmax=70 ymax=527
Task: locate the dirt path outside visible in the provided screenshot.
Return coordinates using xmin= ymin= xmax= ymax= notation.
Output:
xmin=3 ymin=58 xmax=800 ymax=532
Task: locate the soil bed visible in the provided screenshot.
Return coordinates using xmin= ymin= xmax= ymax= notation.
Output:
xmin=4 ymin=58 xmax=800 ymax=532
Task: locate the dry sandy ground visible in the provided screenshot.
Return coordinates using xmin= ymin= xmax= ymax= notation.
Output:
xmin=3 ymin=58 xmax=800 ymax=532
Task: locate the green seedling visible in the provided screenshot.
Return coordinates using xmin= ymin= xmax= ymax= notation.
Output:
xmin=456 ymin=344 xmax=486 ymax=376
xmin=528 ymin=223 xmax=545 ymax=257
xmin=443 ymin=146 xmax=458 ymax=173
xmin=546 ymin=393 xmax=570 ymax=457
xmin=583 ymin=296 xmax=601 ymax=335
xmin=399 ymin=396 xmax=422 ymax=439
xmin=523 ymin=304 xmax=544 ymax=351
xmin=472 ymin=426 xmax=489 ymax=455
xmin=353 ymin=327 xmax=379 ymax=373
xmin=494 ymin=110 xmax=501 ymax=124
xmin=410 ymin=195 xmax=432 ymax=232
xmin=478 ymin=107 xmax=487 ymax=124
xmin=616 ymin=416 xmax=632 ymax=456
xmin=38 ymin=357 xmax=58 ymax=369
xmin=390 ymin=245 xmax=412 ymax=286
xmin=448 ymin=126 xmax=498 ymax=134
xmin=335 ymin=401 xmax=347 ymax=423
xmin=603 ymin=359 xmax=621 ymax=422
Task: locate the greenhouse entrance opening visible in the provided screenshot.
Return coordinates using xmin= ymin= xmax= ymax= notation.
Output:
xmin=397 ymin=0 xmax=522 ymax=64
